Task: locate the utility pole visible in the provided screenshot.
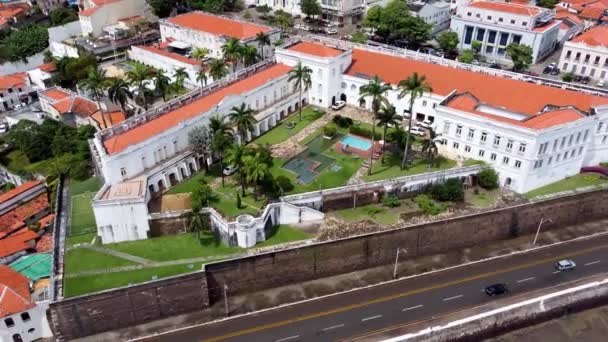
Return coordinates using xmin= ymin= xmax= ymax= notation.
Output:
xmin=532 ymin=216 xmax=553 ymax=247
xmin=393 ymin=248 xmax=408 ymax=279
xmin=223 ymin=283 xmax=229 ymax=316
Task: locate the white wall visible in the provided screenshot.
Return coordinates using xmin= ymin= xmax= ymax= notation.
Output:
xmin=79 ymin=0 xmax=155 ymax=37
xmin=0 ymin=301 xmax=53 ymax=342
xmin=559 ymin=41 xmax=608 ymax=81
xmin=93 ymin=194 xmax=151 ymax=244
xmin=48 ymin=21 xmax=81 ymax=58
xmin=0 ymin=53 xmax=45 ymax=76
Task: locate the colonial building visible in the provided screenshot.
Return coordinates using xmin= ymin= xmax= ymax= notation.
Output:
xmin=254 ymin=0 xmax=366 ymax=24
xmin=408 ymin=0 xmax=452 ymax=36
xmin=78 ymin=0 xmax=156 ymax=37
xmin=0 ymin=73 xmax=36 ymax=112
xmin=558 ymin=25 xmax=608 ymax=82
xmin=450 ymin=1 xmax=560 ymax=63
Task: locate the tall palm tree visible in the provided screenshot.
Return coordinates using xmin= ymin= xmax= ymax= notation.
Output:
xmin=222 ymin=37 xmax=243 ymax=73
xmin=79 ymin=66 xmax=109 ymax=129
xmin=255 ymin=31 xmax=271 ymax=59
xmin=151 ymin=69 xmax=171 ymax=103
xmin=173 ymin=67 xmax=189 ymax=91
xmin=359 ymin=75 xmax=391 ymax=176
xmin=211 ymin=131 xmax=232 ymax=187
xmin=225 ymin=144 xmax=249 ymax=197
xmin=228 ymin=103 xmax=256 ymax=144
xmin=208 ymin=59 xmax=229 ymax=81
xmin=196 ymin=70 xmax=208 ymax=95
xmin=192 ymin=47 xmax=210 ymax=63
xmin=243 ymin=152 xmax=269 ymax=200
xmin=209 ymin=115 xmax=233 ymax=137
xmin=287 ymin=62 xmax=312 ymax=121
xmin=106 ymin=78 xmax=132 ymax=122
xmin=421 ymin=127 xmax=441 ymax=167
xmin=126 ymin=63 xmax=153 ymax=109
xmin=187 ymin=210 xmax=207 ymax=240
xmin=376 ymin=104 xmax=399 ymax=164
xmin=397 ymin=72 xmax=432 ymax=170
xmin=241 ymin=45 xmax=258 ymax=67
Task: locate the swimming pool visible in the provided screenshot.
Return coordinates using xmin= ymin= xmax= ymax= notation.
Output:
xmin=341 ymin=135 xmax=372 ymax=151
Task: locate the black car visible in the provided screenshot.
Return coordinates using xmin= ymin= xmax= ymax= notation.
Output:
xmin=550 ymin=67 xmax=560 ymax=75
xmin=582 ymin=76 xmax=591 ymax=84
xmin=485 ymin=283 xmax=508 ymax=296
xmin=574 ymin=75 xmax=583 ymax=82
xmin=542 ymin=66 xmax=553 ymax=74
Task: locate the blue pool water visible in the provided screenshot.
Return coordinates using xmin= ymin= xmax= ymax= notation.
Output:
xmin=341 ymin=135 xmax=372 ymax=151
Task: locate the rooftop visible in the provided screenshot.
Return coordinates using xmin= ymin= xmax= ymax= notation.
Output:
xmin=9 ymin=253 xmax=51 ymax=281
xmin=0 ymin=265 xmax=32 ymax=318
xmin=0 ymin=181 xmax=43 ymax=205
xmin=79 ymin=0 xmax=123 ymax=17
xmin=571 ymin=25 xmax=608 ymax=48
xmin=103 ymin=63 xmax=292 ymax=155
xmin=0 ymin=193 xmax=49 ymax=238
xmin=40 ymin=88 xmax=71 ymax=101
xmin=133 ymin=44 xmax=199 ymax=66
xmin=50 ymin=96 xmax=99 ymax=118
xmin=38 ymin=62 xmax=58 ymax=73
xmin=287 ymin=41 xmax=344 ymax=58
xmin=166 ymin=11 xmax=272 ymax=40
xmin=0 ymin=229 xmax=37 ymax=259
xmin=0 ymin=73 xmax=27 ymax=90
xmin=99 ymin=177 xmax=146 ymax=201
xmin=91 ymin=110 xmax=126 ymax=129
xmin=579 ymin=2 xmax=608 ymax=19
xmin=467 ymin=1 xmax=544 ymax=16
xmin=0 ymin=3 xmax=30 ymax=22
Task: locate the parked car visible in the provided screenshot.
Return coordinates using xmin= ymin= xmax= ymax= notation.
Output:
xmin=0 ymin=123 xmax=8 ymax=134
xmin=582 ymin=76 xmax=591 ymax=84
xmin=294 ymin=24 xmax=310 ymax=31
xmin=598 ymin=80 xmax=605 ymax=88
xmin=324 ymin=28 xmax=338 ymax=35
xmin=331 ymin=100 xmax=346 ymax=110
xmin=555 ymin=259 xmax=576 ymax=271
xmin=223 ymin=165 xmax=238 ymax=176
xmin=550 ymin=67 xmax=560 ymax=76
xmin=485 ymin=283 xmax=508 ymax=296
xmin=417 ymin=119 xmax=432 ymax=129
xmin=471 ymin=59 xmax=480 ymax=66
xmin=410 ymin=126 xmax=425 ymax=136
xmin=574 ymin=75 xmax=583 ymax=82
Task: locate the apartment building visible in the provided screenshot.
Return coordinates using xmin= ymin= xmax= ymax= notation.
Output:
xmin=0 ymin=73 xmax=36 ymax=112
xmin=558 ymin=25 xmax=608 ymax=82
xmin=78 ymin=0 xmax=156 ymax=37
xmin=409 ymin=0 xmax=452 ymax=36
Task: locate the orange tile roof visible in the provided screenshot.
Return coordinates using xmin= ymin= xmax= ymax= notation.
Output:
xmin=51 ymin=98 xmax=74 ymax=114
xmin=555 ymin=11 xmax=585 ymax=24
xmin=467 ymin=1 xmax=543 ymax=16
xmin=41 ymin=88 xmax=71 ymax=101
xmin=287 ymin=41 xmax=344 ymax=57
xmin=0 ymin=265 xmax=32 ymax=317
xmin=580 ymin=2 xmax=608 ymax=18
xmin=0 ymin=181 xmax=42 ymax=205
xmin=104 ymin=63 xmax=292 ymax=155
xmin=0 ymin=3 xmax=30 ymax=21
xmin=92 ymin=110 xmax=126 ymax=129
xmin=572 ymin=25 xmax=608 ymax=47
xmin=167 ymin=12 xmax=271 ymax=40
xmin=0 ymin=193 xmax=49 ymax=238
xmin=35 ymin=232 xmax=53 ymax=253
xmin=0 ymin=229 xmax=37 ymax=258
xmin=38 ymin=62 xmax=57 ymax=73
xmin=346 ymin=49 xmax=608 ymax=118
xmin=0 ymin=73 xmax=26 ymax=90
xmin=135 ymin=45 xmax=200 ymax=66
xmin=561 ymin=0 xmax=598 ymax=5
xmin=71 ymin=97 xmax=99 ymax=118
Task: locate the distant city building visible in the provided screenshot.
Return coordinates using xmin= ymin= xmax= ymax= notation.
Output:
xmin=558 ymin=25 xmax=608 ymax=81
xmin=0 ymin=73 xmax=36 ymax=112
xmin=408 ymin=0 xmax=452 ymax=36
xmin=555 ymin=9 xmax=585 ymax=45
xmin=78 ymin=0 xmax=157 ymax=38
xmin=450 ymin=1 xmax=559 ymax=63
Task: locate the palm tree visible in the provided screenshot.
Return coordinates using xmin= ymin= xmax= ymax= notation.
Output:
xmin=222 ymin=37 xmax=243 ymax=72
xmin=421 ymin=127 xmax=441 ymax=167
xmin=397 ymin=72 xmax=432 ymax=170
xmin=376 ymin=104 xmax=399 ymax=164
xmin=209 ymin=115 xmax=233 ymax=137
xmin=243 ymin=152 xmax=269 ymax=200
xmin=192 ymin=47 xmax=210 ymax=63
xmin=196 ymin=70 xmax=208 ymax=95
xmin=359 ymin=75 xmax=392 ymax=176
xmin=187 ymin=210 xmax=207 ymax=240
xmin=225 ymin=144 xmax=249 ymax=197
xmin=106 ymin=78 xmax=132 ymax=121
xmin=287 ymin=62 xmax=312 ymax=121
xmin=228 ymin=103 xmax=256 ymax=144
xmin=151 ymin=69 xmax=171 ymax=103
xmin=241 ymin=45 xmax=258 ymax=67
xmin=208 ymin=59 xmax=229 ymax=81
xmin=173 ymin=67 xmax=189 ymax=91
xmin=126 ymin=63 xmax=153 ymax=109
xmin=211 ymin=131 xmax=232 ymax=187
xmin=79 ymin=66 xmax=109 ymax=128
xmin=255 ymin=31 xmax=271 ymax=59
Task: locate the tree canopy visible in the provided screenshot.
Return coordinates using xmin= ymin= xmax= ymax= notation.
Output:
xmin=300 ymin=0 xmax=321 ymax=18
xmin=49 ymin=7 xmax=79 ymax=26
xmin=437 ymin=31 xmax=459 ymax=55
xmin=55 ymin=54 xmax=98 ymax=87
xmin=0 ymin=25 xmax=49 ymax=63
xmin=147 ymin=0 xmax=176 ymax=18
xmin=363 ymin=0 xmax=431 ymax=48
xmin=506 ymin=43 xmax=533 ymax=72
xmin=537 ymin=0 xmax=559 ymax=9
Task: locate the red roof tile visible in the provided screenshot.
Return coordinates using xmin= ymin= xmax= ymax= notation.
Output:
xmin=38 ymin=62 xmax=57 ymax=73
xmin=92 ymin=110 xmax=126 ymax=129
xmin=555 ymin=11 xmax=585 ymax=24
xmin=0 ymin=181 xmax=42 ymax=205
xmin=0 ymin=3 xmax=30 ymax=21
xmin=0 ymin=265 xmax=32 ymax=317
xmin=0 ymin=194 xmax=48 ymax=238
xmin=41 ymin=88 xmax=71 ymax=101
xmin=288 ymin=41 xmax=343 ymax=58
xmin=580 ymin=3 xmax=607 ymax=18
xmin=51 ymin=98 xmax=74 ymax=114
xmin=167 ymin=12 xmax=271 ymax=40
xmin=104 ymin=63 xmax=292 ymax=155
xmin=0 ymin=229 xmax=37 ymax=258
xmin=572 ymin=25 xmax=608 ymax=47
xmin=71 ymin=97 xmax=99 ymax=118
xmin=35 ymin=233 xmax=53 ymax=253
xmin=467 ymin=1 xmax=543 ymax=16
xmin=533 ymin=20 xmax=560 ymax=32
xmin=134 ymin=45 xmax=200 ymax=66
xmin=0 ymin=73 xmax=26 ymax=90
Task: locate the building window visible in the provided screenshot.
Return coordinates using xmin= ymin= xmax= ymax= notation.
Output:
xmin=506 ymin=140 xmax=513 ymax=151
xmin=584 ymin=129 xmax=589 ymax=141
xmin=556 ymin=153 xmax=561 ymax=162
xmin=476 ymin=28 xmax=485 ymax=41
xmin=443 ymin=121 xmax=450 ymax=133
xmin=486 ymin=45 xmax=494 ymax=54
xmin=499 ymin=17 xmax=503 ymax=22
xmin=490 ymin=153 xmax=497 ymax=161
xmin=502 ymin=156 xmax=509 ymax=164
xmin=465 ymin=145 xmax=471 ymax=152
xmin=519 ymin=143 xmax=526 ymax=153
xmin=4 ymin=318 xmax=14 ymax=327
xmin=488 ymin=30 xmax=497 ymax=44
xmin=464 ymin=26 xmax=474 ymax=44
xmin=579 ymin=146 xmax=584 ymax=155
xmin=479 ymin=149 xmax=485 ymax=157
xmin=468 ymin=129 xmax=474 ymax=139
xmin=510 ymin=19 xmax=515 ymax=24
xmin=476 ymin=13 xmax=480 ymax=18
xmin=512 ymin=35 xmax=522 ymax=44
xmin=487 ymin=15 xmax=492 ymax=20
xmin=481 ymin=132 xmax=487 ymax=143
xmin=515 ymin=160 xmax=521 ymax=168
xmin=584 ymin=54 xmax=590 ymax=63
xmin=120 ymin=168 xmax=126 ymax=176
xmin=595 ymin=56 xmax=601 ymax=65
xmin=467 ymin=12 xmax=471 ymax=16
xmin=499 ymin=32 xmax=509 ymax=46
xmin=21 ymin=312 xmax=31 ymax=322
xmin=422 ymin=100 xmax=427 ymax=107
xmin=560 ymin=137 xmax=566 ymax=148
xmin=493 ymin=135 xmax=501 ymax=146
xmin=563 ymin=62 xmax=569 ymax=70
xmin=603 ymin=136 xmax=607 ymax=144
xmin=456 ymin=125 xmax=462 ymax=136
xmin=568 ymin=134 xmax=574 ymax=146
xmin=564 ymin=151 xmax=569 ymax=159
xmin=453 ymin=142 xmax=460 ymax=149
xmin=598 ymin=122 xmax=604 ymax=133
xmin=522 ymin=21 xmax=527 ymax=26
xmin=565 ymin=50 xmax=571 ymax=59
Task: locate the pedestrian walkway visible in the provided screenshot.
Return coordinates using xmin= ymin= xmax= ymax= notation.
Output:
xmin=81 ymin=244 xmax=153 ymax=265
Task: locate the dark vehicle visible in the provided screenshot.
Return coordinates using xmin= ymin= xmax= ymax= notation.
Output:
xmin=550 ymin=67 xmax=560 ymax=75
xmin=582 ymin=76 xmax=591 ymax=84
xmin=485 ymin=283 xmax=508 ymax=296
xmin=489 ymin=63 xmax=502 ymax=69
xmin=542 ymin=66 xmax=553 ymax=74
xmin=574 ymin=75 xmax=583 ymax=82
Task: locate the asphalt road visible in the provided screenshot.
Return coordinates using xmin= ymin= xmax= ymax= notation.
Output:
xmin=144 ymin=234 xmax=608 ymax=342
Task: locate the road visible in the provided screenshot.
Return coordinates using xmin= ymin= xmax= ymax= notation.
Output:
xmin=143 ymin=234 xmax=608 ymax=342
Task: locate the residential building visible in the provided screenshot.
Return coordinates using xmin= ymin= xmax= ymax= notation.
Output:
xmin=557 ymin=0 xmax=608 ymax=25
xmin=0 ymin=266 xmax=52 ymax=342
xmin=26 ymin=62 xmax=58 ymax=90
xmin=0 ymin=73 xmax=36 ymax=112
xmin=78 ymin=0 xmax=156 ymax=38
xmin=255 ymin=0 xmax=366 ymax=24
xmin=558 ymin=25 xmax=608 ymax=81
xmin=450 ymin=1 xmax=560 ymax=63
xmin=408 ymin=0 xmax=452 ymax=35
xmin=0 ymin=3 xmax=30 ymax=29
xmin=555 ymin=10 xmax=585 ymax=44
xmin=159 ymin=11 xmax=281 ymax=61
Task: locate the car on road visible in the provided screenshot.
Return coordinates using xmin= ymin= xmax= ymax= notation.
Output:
xmin=294 ymin=24 xmax=310 ymax=31
xmin=598 ymin=80 xmax=605 ymax=88
xmin=410 ymin=126 xmax=425 ymax=137
xmin=485 ymin=283 xmax=508 ymax=296
xmin=471 ymin=59 xmax=480 ymax=66
xmin=331 ymin=100 xmax=346 ymax=110
xmin=550 ymin=67 xmax=560 ymax=75
xmin=582 ymin=76 xmax=591 ymax=84
xmin=543 ymin=63 xmax=558 ymax=74
xmin=324 ymin=28 xmax=338 ymax=35
xmin=555 ymin=259 xmax=576 ymax=271
xmin=223 ymin=165 xmax=238 ymax=176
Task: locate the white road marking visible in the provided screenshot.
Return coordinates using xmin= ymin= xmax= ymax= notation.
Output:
xmin=321 ymin=324 xmax=344 ymax=331
xmin=443 ymin=294 xmax=463 ymax=301
xmin=361 ymin=315 xmax=382 ymax=322
xmin=517 ymin=277 xmax=536 ymax=283
xmin=584 ymin=260 xmax=601 ymax=266
xmin=275 ymin=335 xmax=299 ymax=342
xmin=553 ymin=270 xmax=561 ymax=274
xmin=402 ymin=305 xmax=423 ymax=312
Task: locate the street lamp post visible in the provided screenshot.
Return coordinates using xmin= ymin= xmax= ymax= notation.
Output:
xmin=223 ymin=283 xmax=230 ymax=316
xmin=532 ymin=216 xmax=553 ymax=247
xmin=393 ymin=248 xmax=408 ymax=279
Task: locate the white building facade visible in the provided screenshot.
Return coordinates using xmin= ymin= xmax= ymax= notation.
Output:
xmin=409 ymin=0 xmax=452 ymax=36
xmin=78 ymin=0 xmax=156 ymax=38
xmin=450 ymin=1 xmax=559 ymax=63
xmin=558 ymin=26 xmax=608 ymax=82
xmin=0 ymin=73 xmax=35 ymax=112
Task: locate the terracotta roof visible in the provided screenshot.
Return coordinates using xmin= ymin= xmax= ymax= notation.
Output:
xmin=104 ymin=63 xmax=292 ymax=155
xmin=288 ymin=41 xmax=344 ymax=57
xmin=41 ymin=88 xmax=71 ymax=101
xmin=580 ymin=2 xmax=608 ymax=18
xmin=0 ymin=194 xmax=49 ymax=238
xmin=0 ymin=265 xmax=32 ymax=317
xmin=51 ymin=96 xmax=98 ymax=118
xmin=345 ymin=49 xmax=608 ymax=120
xmin=0 ymin=229 xmax=37 ymax=258
xmin=51 ymin=97 xmax=73 ymax=114
xmin=0 ymin=181 xmax=43 ymax=205
xmin=0 ymin=3 xmax=30 ymax=21
xmin=555 ymin=11 xmax=585 ymax=24
xmin=561 ymin=0 xmax=598 ymax=5
xmin=134 ymin=45 xmax=199 ymax=66
xmin=572 ymin=26 xmax=608 ymax=47
xmin=167 ymin=12 xmax=271 ymax=40
xmin=35 ymin=233 xmax=53 ymax=253
xmin=0 ymin=73 xmax=26 ymax=90
xmin=91 ymin=110 xmax=126 ymax=129
xmin=467 ymin=1 xmax=543 ymax=16
xmin=38 ymin=62 xmax=57 ymax=73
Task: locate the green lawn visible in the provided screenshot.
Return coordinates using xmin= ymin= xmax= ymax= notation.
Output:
xmin=70 ymin=177 xmax=103 ymax=196
xmin=106 ymin=232 xmax=243 ymax=262
xmin=525 ymin=173 xmax=608 ymax=199
xmin=69 ymin=192 xmax=97 ymax=236
xmin=256 ymin=225 xmax=311 ymax=247
xmin=254 ymin=108 xmax=324 ymax=146
xmin=463 ymin=159 xmax=486 ymax=166
xmin=465 ymin=187 xmax=500 ymax=208
xmin=333 ymin=200 xmax=419 ymax=225
xmin=66 ymin=233 xmax=96 ymax=246
xmin=364 ymin=153 xmax=457 ymax=182
xmin=65 ymin=248 xmax=135 ymax=274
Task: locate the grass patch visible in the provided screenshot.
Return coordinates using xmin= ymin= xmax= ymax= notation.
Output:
xmin=333 ymin=200 xmax=418 ymax=225
xmin=70 ymin=177 xmax=103 ymax=197
xmin=524 ymin=173 xmax=608 ymax=199
xmin=0 ymin=150 xmax=31 ymax=174
xmin=256 ymin=225 xmax=311 ymax=247
xmin=65 ymin=248 xmax=135 ymax=274
xmin=465 ymin=187 xmax=500 ymax=208
xmin=105 ymin=232 xmax=242 ymax=262
xmin=69 ymin=192 xmax=97 ymax=236
xmin=66 ymin=233 xmax=96 ymax=246
xmin=166 ymin=170 xmax=215 ymax=194
xmin=463 ymin=159 xmax=486 ymax=166
xmin=364 ymin=153 xmax=456 ymax=182
xmin=254 ymin=107 xmax=324 ymax=146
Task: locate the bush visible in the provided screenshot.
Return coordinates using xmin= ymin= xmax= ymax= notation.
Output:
xmin=275 ymin=175 xmax=294 ymax=193
xmin=382 ymin=195 xmax=400 ymax=208
xmin=477 ymin=168 xmax=499 ymax=189
xmin=349 ymin=125 xmax=381 ymax=140
xmin=430 ymin=178 xmax=464 ymax=202
xmin=415 ymin=195 xmax=447 ymax=215
xmin=332 ymin=115 xmax=354 ymax=128
xmin=600 ymin=162 xmax=608 ymax=167
xmin=562 ymin=73 xmax=574 ymax=82
xmin=324 ymin=124 xmax=337 ymax=137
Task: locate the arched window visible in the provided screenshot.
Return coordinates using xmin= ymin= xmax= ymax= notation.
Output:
xmin=341 ymin=82 xmax=347 ymax=89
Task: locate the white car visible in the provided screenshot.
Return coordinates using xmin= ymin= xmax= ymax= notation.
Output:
xmin=331 ymin=100 xmax=346 ymax=110
xmin=410 ymin=127 xmax=425 ymax=136
xmin=223 ymin=165 xmax=238 ymax=176
xmin=417 ymin=119 xmax=432 ymax=129
xmin=471 ymin=59 xmax=480 ymax=66
xmin=295 ymin=24 xmax=310 ymax=31
xmin=324 ymin=28 xmax=338 ymax=35
xmin=555 ymin=259 xmax=576 ymax=271
xmin=597 ymin=80 xmax=605 ymax=88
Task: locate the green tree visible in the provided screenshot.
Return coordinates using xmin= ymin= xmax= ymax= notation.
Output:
xmin=256 ymin=4 xmax=272 ymax=17
xmin=300 ymin=0 xmax=321 ymax=18
xmin=458 ymin=49 xmax=475 ymax=64
xmin=191 ymin=0 xmax=225 ymax=12
xmin=79 ymin=67 xmax=109 ymax=129
xmin=209 ymin=59 xmax=229 ymax=80
xmin=187 ymin=210 xmax=209 ymax=241
xmin=243 ymin=152 xmax=269 ymax=200
xmin=0 ymin=25 xmax=49 ymax=63
xmin=397 ymin=72 xmax=432 ymax=169
xmin=430 ymin=178 xmax=464 ymax=202
xmin=226 ymin=144 xmax=249 ymax=196
xmin=274 ymin=11 xmax=293 ymax=32
xmin=152 ymin=68 xmax=171 ymax=102
xmin=209 ymin=115 xmax=233 ymax=187
xmin=421 ymin=127 xmax=441 ymax=167
xmin=222 ymin=37 xmax=243 ymax=72
xmin=362 ymin=0 xmax=430 ymax=48
xmin=287 ymin=62 xmax=313 ymax=121
xmin=507 ymin=43 xmax=533 ymax=72
xmin=478 ymin=168 xmax=499 ymax=189
xmin=126 ymin=63 xmax=153 ymax=109
xmin=351 ymin=31 xmax=368 ymax=44
xmin=471 ymin=40 xmax=482 ymax=57
xmin=376 ymin=104 xmax=399 ymax=164
xmin=147 ymin=0 xmax=176 ymax=18
xmin=173 ymin=67 xmax=190 ymax=91
xmin=55 ymin=54 xmax=97 ymax=87
xmin=538 ymin=0 xmax=559 ymax=9
xmin=255 ymin=31 xmax=271 ymax=59
xmin=437 ymin=31 xmax=459 ymax=55
xmin=192 ymin=47 xmax=210 ymax=62
xmin=49 ymin=7 xmax=78 ymax=26
xmin=196 ymin=70 xmax=208 ymax=94
xmin=188 ymin=125 xmax=212 ymax=171
xmin=228 ymin=103 xmax=256 ymax=143
xmin=190 ymin=181 xmax=219 ymax=210
xmin=359 ymin=75 xmax=392 ymax=175
xmin=241 ymin=45 xmax=258 ymax=67
xmin=107 ymin=78 xmax=133 ymax=120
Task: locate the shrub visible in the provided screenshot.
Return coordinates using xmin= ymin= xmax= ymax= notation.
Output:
xmin=332 ymin=115 xmax=354 ymax=128
xmin=324 ymin=124 xmax=337 ymax=137
xmin=477 ymin=168 xmax=499 ymax=189
xmin=600 ymin=162 xmax=608 ymax=167
xmin=415 ymin=195 xmax=447 ymax=215
xmin=236 ymin=192 xmax=242 ymax=209
xmin=349 ymin=125 xmax=381 ymax=140
xmin=382 ymin=195 xmax=400 ymax=207
xmin=562 ymin=73 xmax=574 ymax=82
xmin=275 ymin=175 xmax=294 ymax=193
xmin=430 ymin=178 xmax=464 ymax=202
